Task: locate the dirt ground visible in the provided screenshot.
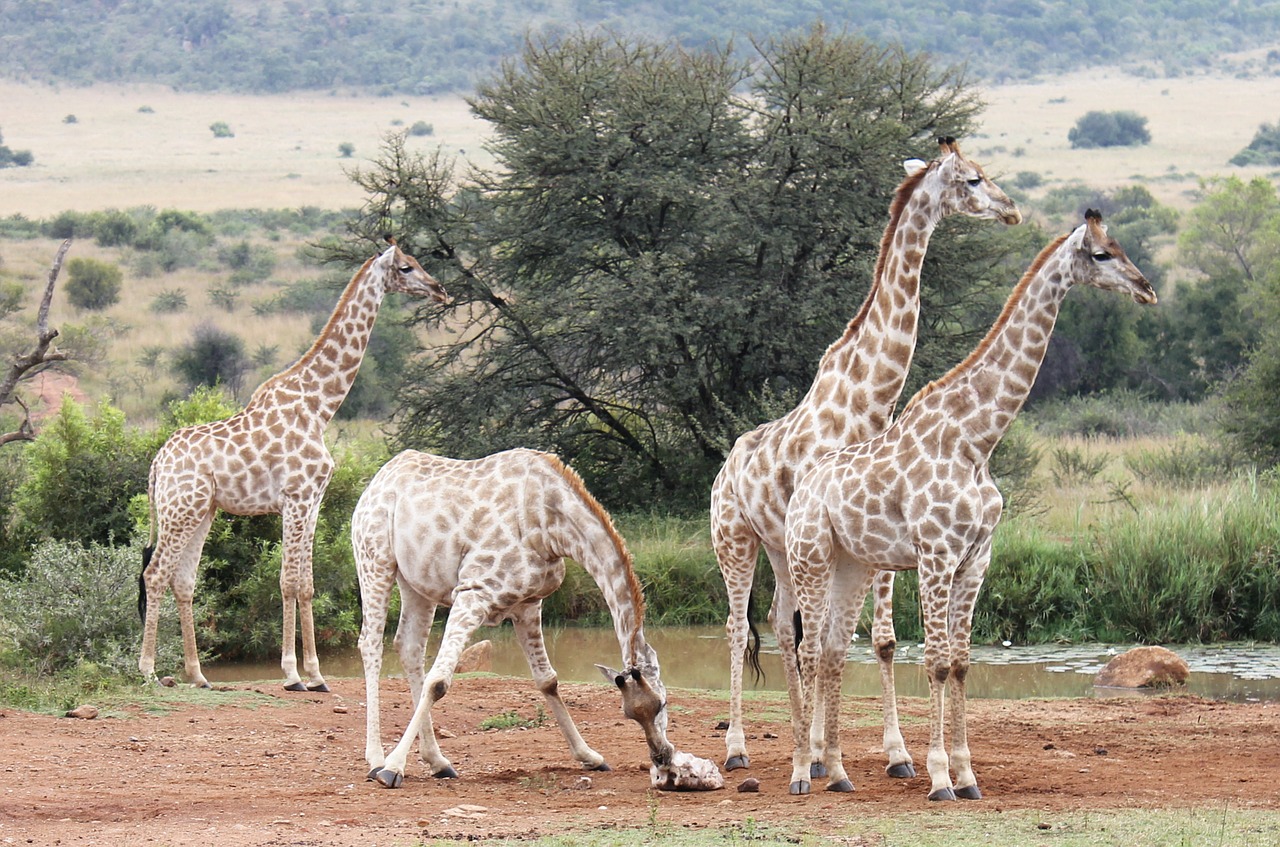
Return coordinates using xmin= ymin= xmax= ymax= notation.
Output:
xmin=2 ymin=674 xmax=1278 ymax=846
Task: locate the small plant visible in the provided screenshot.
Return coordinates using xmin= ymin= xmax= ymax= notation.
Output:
xmin=338 ymin=141 xmax=355 ymax=158
xmin=209 ymin=286 xmax=239 ymax=312
xmin=149 ymin=288 xmax=188 ymax=313
xmin=1068 ymin=110 xmax=1151 ymax=149
xmin=209 ymin=121 xmax=234 ymax=139
xmin=138 ymin=105 xmax=154 ymax=113
xmin=136 ymin=345 xmax=166 ymax=372
xmin=1050 ymin=444 xmax=1109 ymax=486
xmin=65 ymin=257 xmax=124 ymax=311
xmin=62 ymin=114 xmax=77 ymax=124
xmin=251 ymin=343 xmax=280 ymax=369
xmin=478 ymin=706 xmax=547 ymax=730
xmin=408 ymin=120 xmax=434 ymax=137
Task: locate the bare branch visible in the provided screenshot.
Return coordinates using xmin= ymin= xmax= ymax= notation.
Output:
xmin=1 ymin=239 xmax=73 ymax=445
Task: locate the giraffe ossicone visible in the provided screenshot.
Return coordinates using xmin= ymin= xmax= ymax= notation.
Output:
xmin=710 ymin=137 xmax=1020 ymax=777
xmin=351 ymin=448 xmax=720 ymax=788
xmin=785 ymin=210 xmax=1155 ymax=801
xmin=137 ymin=238 xmax=447 ymax=692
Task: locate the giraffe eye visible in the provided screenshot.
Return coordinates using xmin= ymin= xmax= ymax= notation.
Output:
xmin=1092 ymin=252 xmax=1113 ymax=262
xmin=399 ymin=265 xmax=413 ymax=273
xmin=967 ymin=177 xmax=982 ymax=187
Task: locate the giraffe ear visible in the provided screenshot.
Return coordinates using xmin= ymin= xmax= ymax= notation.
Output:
xmin=903 ymin=158 xmax=927 ymax=177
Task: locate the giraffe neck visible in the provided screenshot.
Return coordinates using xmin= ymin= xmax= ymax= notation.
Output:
xmin=912 ymin=234 xmax=1072 ymax=461
xmin=250 ymin=254 xmax=386 ymax=424
xmin=804 ymin=172 xmax=939 ymax=432
xmin=540 ymin=456 xmax=656 ymax=672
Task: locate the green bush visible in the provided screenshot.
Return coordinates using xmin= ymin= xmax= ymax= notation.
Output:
xmin=170 ymin=323 xmax=249 ymax=396
xmin=65 ymin=257 xmax=124 ymax=311
xmin=0 ymin=539 xmax=189 ymax=678
xmin=15 ymin=399 xmax=153 ymax=546
xmin=1229 ymin=119 xmax=1280 ymax=166
xmin=209 ymin=121 xmax=234 ymax=138
xmin=1068 ymin=110 xmax=1151 ymax=149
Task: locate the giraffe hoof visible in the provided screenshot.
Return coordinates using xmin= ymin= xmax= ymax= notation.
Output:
xmin=587 ymin=761 xmax=612 ymax=772
xmin=955 ymin=785 xmax=982 ymax=800
xmin=809 ymin=762 xmax=827 ymax=779
xmin=306 ymin=682 xmax=330 ymax=693
xmin=826 ymin=778 xmax=854 ymax=793
xmin=195 ymin=681 xmax=212 ymax=690
xmin=928 ymin=786 xmax=957 ymax=801
xmin=432 ymin=766 xmax=459 ymax=779
xmin=374 ymin=768 xmax=404 ymax=789
xmin=725 ymin=755 xmax=750 ymax=771
xmin=789 ymin=780 xmax=811 ymax=796
xmin=283 ymin=681 xmax=308 ymax=692
xmin=887 ymin=762 xmax=917 ymax=779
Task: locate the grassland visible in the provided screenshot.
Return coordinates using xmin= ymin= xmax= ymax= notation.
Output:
xmin=3 ymin=63 xmax=1280 ymax=221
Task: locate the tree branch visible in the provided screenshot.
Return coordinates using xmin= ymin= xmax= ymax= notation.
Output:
xmin=1 ymin=238 xmax=72 ymax=445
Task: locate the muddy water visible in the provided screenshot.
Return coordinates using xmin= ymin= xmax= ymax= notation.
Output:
xmin=205 ymin=625 xmax=1280 ymax=702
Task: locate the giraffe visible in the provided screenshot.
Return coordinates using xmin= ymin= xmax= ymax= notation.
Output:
xmin=710 ymin=137 xmax=1021 ymax=776
xmin=138 ymin=238 xmax=447 ymax=692
xmin=785 ymin=210 xmax=1156 ymax=800
xmin=352 ymin=448 xmax=679 ymax=787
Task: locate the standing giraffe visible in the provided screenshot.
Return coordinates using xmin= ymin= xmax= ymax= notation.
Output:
xmin=138 ymin=238 xmax=447 ymax=691
xmin=352 ymin=448 xmax=679 ymax=787
xmin=785 ymin=211 xmax=1156 ymax=800
xmin=711 ymin=138 xmax=1020 ymax=775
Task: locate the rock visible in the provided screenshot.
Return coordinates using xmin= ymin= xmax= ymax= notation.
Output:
xmin=1094 ymin=646 xmax=1190 ymax=689
xmin=456 ymin=640 xmax=493 ymax=674
xmin=652 ymin=750 xmax=724 ymax=791
xmin=736 ymin=777 xmax=760 ymax=793
xmin=65 ymin=705 xmax=98 ymax=720
xmin=159 ymin=676 xmax=177 ymax=688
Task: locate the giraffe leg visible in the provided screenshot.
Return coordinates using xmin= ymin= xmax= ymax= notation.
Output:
xmin=510 ymin=601 xmax=608 ymax=770
xmin=161 ymin=512 xmax=215 ymax=688
xmin=280 ymin=501 xmax=328 ymax=692
xmin=139 ymin=497 xmax=214 ymax=685
xmin=918 ymin=560 xmax=958 ymax=801
xmin=712 ymin=504 xmax=760 ymax=771
xmin=375 ymin=592 xmax=490 ymax=786
xmin=814 ymin=563 xmax=877 ymax=793
xmin=871 ymin=570 xmax=916 ymax=778
xmin=946 ymin=537 xmax=993 ymax=800
xmin=785 ymin=544 xmax=837 ymax=796
xmin=392 ymin=584 xmax=437 ymax=767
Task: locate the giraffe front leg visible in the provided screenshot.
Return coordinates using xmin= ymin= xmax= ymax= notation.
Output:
xmin=919 ymin=564 xmax=957 ymax=801
xmin=375 ymin=594 xmax=489 ymax=786
xmin=280 ymin=501 xmax=328 ymax=692
xmin=393 ymin=586 xmax=438 ymax=767
xmin=173 ymin=514 xmax=214 ymax=689
xmin=946 ymin=538 xmax=993 ymax=800
xmin=813 ymin=563 xmax=876 ymax=793
xmin=871 ymin=570 xmax=916 ymax=778
xmin=510 ymin=602 xmax=608 ymax=771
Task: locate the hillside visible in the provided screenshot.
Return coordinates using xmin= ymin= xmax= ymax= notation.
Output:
xmin=3 ymin=0 xmax=1280 ymax=94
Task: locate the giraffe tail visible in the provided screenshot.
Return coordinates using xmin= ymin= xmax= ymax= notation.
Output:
xmin=744 ymin=589 xmax=765 ymax=685
xmin=138 ymin=546 xmax=153 ymax=624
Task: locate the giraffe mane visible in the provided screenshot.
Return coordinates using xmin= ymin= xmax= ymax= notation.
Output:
xmin=247 ymin=252 xmax=379 ymax=407
xmin=828 ymin=162 xmax=932 ymax=351
xmin=900 ymin=231 xmax=1070 ymax=413
xmin=536 ymin=452 xmax=647 ymax=624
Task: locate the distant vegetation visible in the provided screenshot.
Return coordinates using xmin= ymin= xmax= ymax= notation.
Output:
xmin=1068 ymin=110 xmax=1152 ymax=149
xmin=3 ymin=0 xmax=1280 ymax=93
xmin=1230 ymin=119 xmax=1280 ymax=166
xmin=0 ymin=129 xmax=33 ymax=168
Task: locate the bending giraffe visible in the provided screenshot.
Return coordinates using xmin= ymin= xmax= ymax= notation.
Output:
xmin=785 ymin=211 xmax=1156 ymax=800
xmin=352 ymin=448 xmax=678 ymax=787
xmin=710 ymin=137 xmax=1020 ymax=776
xmin=138 ymin=238 xmax=447 ymax=691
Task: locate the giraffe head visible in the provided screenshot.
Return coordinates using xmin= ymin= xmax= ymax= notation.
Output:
xmin=1066 ymin=210 xmax=1158 ymax=304
xmin=597 ymin=645 xmax=675 ymax=767
xmin=379 ymin=236 xmax=448 ymax=303
xmin=904 ymin=136 xmax=1021 ymax=226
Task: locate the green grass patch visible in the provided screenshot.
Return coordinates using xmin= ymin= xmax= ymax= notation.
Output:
xmin=480 ymin=705 xmax=549 ymax=730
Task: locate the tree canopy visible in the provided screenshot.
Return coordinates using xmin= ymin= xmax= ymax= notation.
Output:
xmin=330 ymin=29 xmax=1034 ymax=508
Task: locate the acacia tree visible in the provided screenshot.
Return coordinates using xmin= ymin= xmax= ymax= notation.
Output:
xmin=333 ymin=28 xmax=1030 ymax=507
xmin=1 ymin=240 xmax=71 ymax=446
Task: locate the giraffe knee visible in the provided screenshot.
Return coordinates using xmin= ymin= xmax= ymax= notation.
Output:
xmin=430 ymin=679 xmax=449 ymax=701
xmin=877 ymin=640 xmax=897 ymax=662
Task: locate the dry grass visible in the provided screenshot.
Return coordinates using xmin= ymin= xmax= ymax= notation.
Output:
xmin=974 ymin=65 xmax=1280 ymax=213
xmin=0 ymin=80 xmax=492 ymax=218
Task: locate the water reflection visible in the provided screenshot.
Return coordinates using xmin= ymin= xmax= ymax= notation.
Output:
xmin=205 ymin=625 xmax=1280 ymax=703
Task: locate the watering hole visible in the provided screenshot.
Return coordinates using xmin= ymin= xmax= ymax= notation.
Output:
xmin=205 ymin=625 xmax=1280 ymax=702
